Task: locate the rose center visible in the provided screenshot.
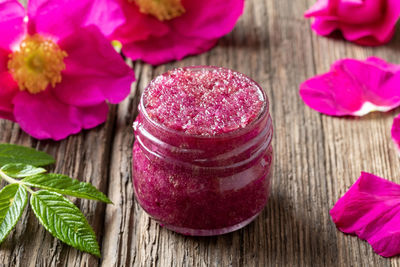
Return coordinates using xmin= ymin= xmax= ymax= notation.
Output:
xmin=132 ymin=0 xmax=185 ymax=21
xmin=8 ymin=34 xmax=67 ymax=94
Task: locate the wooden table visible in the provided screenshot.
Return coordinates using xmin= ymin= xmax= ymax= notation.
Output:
xmin=1 ymin=0 xmax=400 ymax=266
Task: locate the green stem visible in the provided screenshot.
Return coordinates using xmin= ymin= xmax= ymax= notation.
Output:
xmin=0 ymin=169 xmax=19 ymax=184
xmin=0 ymin=170 xmax=34 ymax=194
xmin=21 ymin=184 xmax=34 ymax=194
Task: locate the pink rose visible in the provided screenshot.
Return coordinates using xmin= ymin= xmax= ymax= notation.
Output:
xmin=0 ymin=0 xmax=135 ymax=140
xmin=109 ymin=0 xmax=245 ymax=65
xmin=305 ymin=0 xmax=400 ymax=46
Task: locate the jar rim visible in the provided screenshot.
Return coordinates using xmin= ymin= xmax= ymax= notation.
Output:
xmin=139 ymin=66 xmax=270 ymax=140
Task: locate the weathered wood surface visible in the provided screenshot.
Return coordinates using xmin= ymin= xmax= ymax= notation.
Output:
xmin=1 ymin=0 xmax=400 ymax=266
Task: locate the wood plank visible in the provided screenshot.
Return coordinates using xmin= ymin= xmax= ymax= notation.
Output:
xmin=1 ymin=0 xmax=400 ymax=266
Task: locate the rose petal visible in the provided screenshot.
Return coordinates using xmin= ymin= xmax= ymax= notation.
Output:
xmin=391 ymin=114 xmax=400 ymax=153
xmin=13 ymin=90 xmax=107 ymax=140
xmin=122 ymin=33 xmax=217 ymax=66
xmin=28 ymin=0 xmax=125 ymax=40
xmin=304 ymin=0 xmax=330 ymax=17
xmin=299 ymin=57 xmax=400 ymax=116
xmin=54 ymin=25 xmax=134 ymax=106
xmin=330 ymin=172 xmax=400 ymax=257
xmin=0 ymin=0 xmax=25 ymax=50
xmin=0 ymin=72 xmax=18 ymax=121
xmin=0 ymin=48 xmax=17 ymax=121
xmin=172 ymin=0 xmax=245 ymax=39
xmin=109 ymin=0 xmax=169 ymax=43
xmin=305 ymin=0 xmax=400 ymax=46
xmin=366 ymin=57 xmax=400 ymax=72
xmin=78 ymin=102 xmax=109 ymax=130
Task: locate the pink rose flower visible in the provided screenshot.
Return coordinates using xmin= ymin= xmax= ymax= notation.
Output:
xmin=305 ymin=0 xmax=400 ymax=46
xmin=0 ymin=0 xmax=135 ymax=140
xmin=299 ymin=57 xmax=400 ymax=116
xmin=331 ymin=172 xmax=400 ymax=257
xmin=109 ymin=0 xmax=245 ymax=65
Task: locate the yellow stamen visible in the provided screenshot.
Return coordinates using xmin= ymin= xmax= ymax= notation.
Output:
xmin=133 ymin=0 xmax=185 ymax=21
xmin=8 ymin=34 xmax=67 ymax=94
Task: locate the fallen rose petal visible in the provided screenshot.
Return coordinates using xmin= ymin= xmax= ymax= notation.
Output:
xmin=366 ymin=57 xmax=400 ymax=72
xmin=391 ymin=114 xmax=400 ymax=153
xmin=305 ymin=0 xmax=400 ymax=46
xmin=330 ymin=172 xmax=400 ymax=257
xmin=299 ymin=57 xmax=400 ymax=116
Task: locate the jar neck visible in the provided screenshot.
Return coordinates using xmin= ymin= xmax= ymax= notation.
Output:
xmin=133 ymin=103 xmax=272 ymax=171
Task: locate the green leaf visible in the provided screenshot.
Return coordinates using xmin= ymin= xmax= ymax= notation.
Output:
xmin=0 ymin=144 xmax=55 ymax=167
xmin=30 ymin=190 xmax=100 ymax=257
xmin=22 ymin=174 xmax=111 ymax=204
xmin=1 ymin=163 xmax=46 ymax=178
xmin=0 ymin=184 xmax=28 ymax=243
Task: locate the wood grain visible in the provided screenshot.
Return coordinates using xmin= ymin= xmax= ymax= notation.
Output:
xmin=1 ymin=0 xmax=400 ymax=266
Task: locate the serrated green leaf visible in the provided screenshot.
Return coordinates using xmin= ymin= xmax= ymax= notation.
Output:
xmin=0 ymin=144 xmax=55 ymax=167
xmin=1 ymin=163 xmax=46 ymax=178
xmin=0 ymin=184 xmax=28 ymax=243
xmin=22 ymin=174 xmax=111 ymax=203
xmin=30 ymin=190 xmax=100 ymax=257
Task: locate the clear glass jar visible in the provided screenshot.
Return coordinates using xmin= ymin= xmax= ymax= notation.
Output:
xmin=132 ymin=67 xmax=273 ymax=236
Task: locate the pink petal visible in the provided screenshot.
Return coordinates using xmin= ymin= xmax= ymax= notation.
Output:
xmin=28 ymin=0 xmax=125 ymax=40
xmin=77 ymin=102 xmax=108 ymax=130
xmin=122 ymin=33 xmax=217 ymax=66
xmin=171 ymin=0 xmax=244 ymax=39
xmin=391 ymin=114 xmax=400 ymax=153
xmin=0 ymin=72 xmax=17 ymax=121
xmin=299 ymin=57 xmax=400 ymax=116
xmin=13 ymin=90 xmax=107 ymax=140
xmin=309 ymin=18 xmax=338 ymax=36
xmin=304 ymin=0 xmax=330 ymax=17
xmin=366 ymin=57 xmax=400 ymax=72
xmin=330 ymin=172 xmax=400 ymax=257
xmin=109 ymin=0 xmax=169 ymax=43
xmin=0 ymin=49 xmax=17 ymax=121
xmin=54 ymin=26 xmax=134 ymax=106
xmin=305 ymin=0 xmax=400 ymax=46
xmin=0 ymin=0 xmax=25 ymax=50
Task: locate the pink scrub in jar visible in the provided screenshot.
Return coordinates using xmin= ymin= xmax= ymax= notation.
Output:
xmin=132 ymin=66 xmax=273 ymax=236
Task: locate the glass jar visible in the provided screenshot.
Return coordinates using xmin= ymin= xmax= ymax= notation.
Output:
xmin=132 ymin=67 xmax=273 ymax=236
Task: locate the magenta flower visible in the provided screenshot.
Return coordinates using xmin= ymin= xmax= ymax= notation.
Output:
xmin=331 ymin=172 xmax=400 ymax=257
xmin=299 ymin=57 xmax=400 ymax=116
xmin=109 ymin=0 xmax=245 ymax=65
xmin=0 ymin=0 xmax=135 ymax=140
xmin=305 ymin=0 xmax=400 ymax=46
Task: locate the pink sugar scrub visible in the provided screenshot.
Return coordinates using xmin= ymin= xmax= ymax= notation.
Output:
xmin=144 ymin=67 xmax=264 ymax=135
xmin=133 ymin=66 xmax=273 ymax=236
